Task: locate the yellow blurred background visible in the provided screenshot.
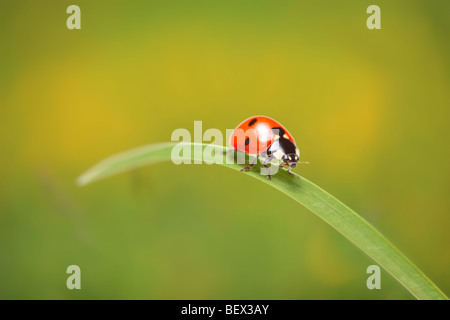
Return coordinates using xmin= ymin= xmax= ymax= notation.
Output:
xmin=0 ymin=0 xmax=449 ymax=299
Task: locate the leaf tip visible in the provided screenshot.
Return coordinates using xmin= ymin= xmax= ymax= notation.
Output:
xmin=75 ymin=174 xmax=90 ymax=187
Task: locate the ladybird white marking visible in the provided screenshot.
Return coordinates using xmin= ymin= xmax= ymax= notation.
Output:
xmin=273 ymin=149 xmax=285 ymax=160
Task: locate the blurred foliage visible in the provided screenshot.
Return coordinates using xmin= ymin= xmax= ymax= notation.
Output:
xmin=0 ymin=0 xmax=449 ymax=299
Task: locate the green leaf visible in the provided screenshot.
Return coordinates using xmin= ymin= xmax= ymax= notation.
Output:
xmin=77 ymin=142 xmax=448 ymax=300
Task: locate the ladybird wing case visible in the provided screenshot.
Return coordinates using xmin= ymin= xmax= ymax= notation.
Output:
xmin=229 ymin=116 xmax=295 ymax=154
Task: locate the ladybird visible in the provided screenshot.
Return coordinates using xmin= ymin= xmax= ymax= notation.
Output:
xmin=229 ymin=115 xmax=300 ymax=178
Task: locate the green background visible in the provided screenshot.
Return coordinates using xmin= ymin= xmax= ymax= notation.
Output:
xmin=0 ymin=1 xmax=449 ymax=299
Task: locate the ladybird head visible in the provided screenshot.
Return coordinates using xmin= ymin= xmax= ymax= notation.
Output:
xmin=282 ymin=153 xmax=299 ymax=168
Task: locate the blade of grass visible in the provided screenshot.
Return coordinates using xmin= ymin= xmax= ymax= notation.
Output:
xmin=77 ymin=142 xmax=448 ymax=300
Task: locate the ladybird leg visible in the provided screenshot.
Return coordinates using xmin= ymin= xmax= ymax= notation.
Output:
xmin=241 ymin=154 xmax=259 ymax=172
xmin=287 ymin=166 xmax=295 ymax=176
xmin=263 ymin=157 xmax=273 ymax=179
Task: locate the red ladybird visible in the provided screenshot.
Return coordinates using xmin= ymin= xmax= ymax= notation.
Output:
xmin=229 ymin=116 xmax=300 ymax=178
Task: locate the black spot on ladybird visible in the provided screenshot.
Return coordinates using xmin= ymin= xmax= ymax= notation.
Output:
xmin=245 ymin=137 xmax=250 ymax=146
xmin=248 ymin=118 xmax=257 ymax=126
